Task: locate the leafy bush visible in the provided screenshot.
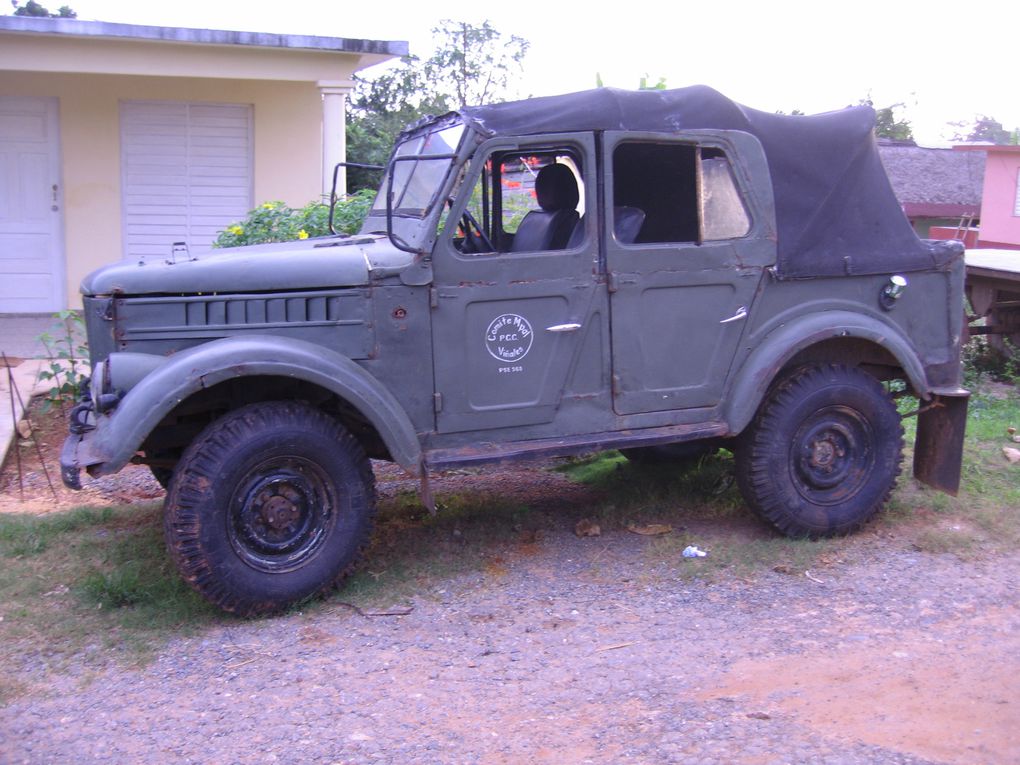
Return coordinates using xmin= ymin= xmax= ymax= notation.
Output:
xmin=36 ymin=310 xmax=89 ymax=411
xmin=331 ymin=189 xmax=376 ymax=235
xmin=963 ymin=336 xmax=1020 ymax=388
xmin=213 ymin=191 xmax=375 ymax=248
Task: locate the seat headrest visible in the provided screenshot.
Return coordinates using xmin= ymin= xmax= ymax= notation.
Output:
xmin=535 ymin=163 xmax=579 ymax=212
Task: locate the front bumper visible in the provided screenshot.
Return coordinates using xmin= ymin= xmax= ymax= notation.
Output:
xmin=60 ymin=433 xmax=84 ymax=490
xmin=60 ymin=391 xmax=104 ymax=490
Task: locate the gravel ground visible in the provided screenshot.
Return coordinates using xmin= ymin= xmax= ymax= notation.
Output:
xmin=1 ymin=458 xmax=1018 ymax=765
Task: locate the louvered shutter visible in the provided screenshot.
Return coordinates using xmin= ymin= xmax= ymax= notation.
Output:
xmin=121 ymin=101 xmax=252 ymax=262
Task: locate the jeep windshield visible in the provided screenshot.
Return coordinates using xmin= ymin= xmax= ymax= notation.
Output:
xmin=372 ymin=121 xmax=465 ymax=218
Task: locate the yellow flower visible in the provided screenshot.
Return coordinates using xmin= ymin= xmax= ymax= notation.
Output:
xmin=297 ymin=230 xmax=309 ymax=240
xmin=228 ymin=225 xmax=244 ymax=235
xmin=261 ymin=202 xmax=275 ymax=210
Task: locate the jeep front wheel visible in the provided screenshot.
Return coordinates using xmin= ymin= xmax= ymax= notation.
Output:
xmin=164 ymin=401 xmax=375 ymax=616
xmin=735 ymin=364 xmax=903 ymax=538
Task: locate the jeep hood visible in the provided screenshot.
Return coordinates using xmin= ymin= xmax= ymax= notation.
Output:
xmin=80 ymin=234 xmax=416 ymax=296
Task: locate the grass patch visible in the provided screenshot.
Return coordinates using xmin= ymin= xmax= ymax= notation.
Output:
xmin=74 ymin=523 xmax=217 ymax=630
xmin=556 ymin=449 xmax=744 ymax=526
xmin=911 ymin=525 xmax=981 ymax=556
xmin=0 ymin=505 xmax=115 ymax=557
xmin=0 ymin=502 xmax=221 ymax=701
xmin=886 ymin=382 xmax=1020 ymax=553
xmin=554 ymin=449 xmax=843 ymax=578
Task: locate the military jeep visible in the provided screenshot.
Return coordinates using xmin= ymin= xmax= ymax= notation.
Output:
xmin=62 ymin=87 xmax=969 ymax=615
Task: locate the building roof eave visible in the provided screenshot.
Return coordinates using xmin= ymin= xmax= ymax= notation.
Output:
xmin=0 ymin=15 xmax=408 ymax=57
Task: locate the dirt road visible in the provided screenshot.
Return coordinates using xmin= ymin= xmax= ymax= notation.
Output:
xmin=2 ymin=483 xmax=1017 ymax=764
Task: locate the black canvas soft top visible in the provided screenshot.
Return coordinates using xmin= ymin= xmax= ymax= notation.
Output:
xmin=459 ymin=86 xmax=957 ymax=279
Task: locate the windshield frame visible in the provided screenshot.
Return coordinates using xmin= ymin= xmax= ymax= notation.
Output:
xmin=360 ymin=114 xmax=479 ymax=256
xmin=372 ymin=118 xmax=466 ymax=219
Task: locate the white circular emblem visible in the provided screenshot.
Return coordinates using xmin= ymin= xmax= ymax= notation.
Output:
xmin=485 ymin=313 xmax=534 ymax=362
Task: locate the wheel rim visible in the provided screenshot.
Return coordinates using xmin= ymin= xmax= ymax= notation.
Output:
xmin=791 ymin=405 xmax=875 ymax=506
xmin=228 ymin=457 xmax=336 ymax=573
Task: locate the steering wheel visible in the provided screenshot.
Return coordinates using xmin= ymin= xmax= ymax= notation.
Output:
xmin=460 ymin=208 xmax=494 ymax=253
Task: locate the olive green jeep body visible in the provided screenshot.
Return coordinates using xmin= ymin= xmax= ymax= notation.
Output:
xmin=62 ymin=87 xmax=969 ymax=615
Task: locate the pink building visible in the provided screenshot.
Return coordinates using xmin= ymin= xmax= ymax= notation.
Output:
xmin=957 ymin=145 xmax=1020 ymax=250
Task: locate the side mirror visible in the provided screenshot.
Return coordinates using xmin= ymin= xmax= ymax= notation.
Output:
xmin=328 ymin=161 xmax=383 ymax=235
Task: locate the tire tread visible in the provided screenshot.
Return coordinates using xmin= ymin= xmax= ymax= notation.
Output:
xmin=735 ymin=364 xmax=903 ymax=538
xmin=164 ymin=401 xmax=375 ymax=616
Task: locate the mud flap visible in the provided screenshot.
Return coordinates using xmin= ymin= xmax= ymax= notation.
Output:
xmin=913 ymin=392 xmax=969 ymax=495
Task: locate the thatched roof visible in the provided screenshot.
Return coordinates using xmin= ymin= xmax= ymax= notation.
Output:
xmin=878 ymin=143 xmax=985 ymax=217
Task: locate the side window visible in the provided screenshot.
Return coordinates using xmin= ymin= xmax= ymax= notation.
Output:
xmin=613 ymin=143 xmax=698 ymax=243
xmin=454 ymin=149 xmax=584 ymax=254
xmin=701 ymin=149 xmax=751 ymax=240
xmin=612 ymin=141 xmax=750 ymax=245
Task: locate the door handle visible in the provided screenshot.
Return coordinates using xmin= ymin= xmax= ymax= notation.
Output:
xmin=719 ymin=306 xmax=748 ymax=324
xmin=545 ymin=323 xmax=582 ymax=333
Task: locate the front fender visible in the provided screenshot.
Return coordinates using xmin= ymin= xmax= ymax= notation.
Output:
xmin=78 ymin=335 xmax=422 ymax=476
xmin=723 ymin=310 xmax=929 ymax=435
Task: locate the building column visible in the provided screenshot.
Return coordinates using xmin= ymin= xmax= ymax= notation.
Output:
xmin=318 ymin=80 xmax=354 ymax=199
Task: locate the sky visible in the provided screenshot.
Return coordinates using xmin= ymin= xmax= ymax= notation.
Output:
xmin=54 ymin=0 xmax=1019 ymax=147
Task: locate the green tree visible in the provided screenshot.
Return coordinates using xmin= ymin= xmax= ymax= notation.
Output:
xmin=344 ymin=55 xmax=448 ymax=192
xmin=638 ymin=75 xmax=667 ymax=91
xmin=346 ymin=20 xmax=529 ymax=192
xmin=951 ymin=116 xmax=1016 ymax=145
xmin=858 ymin=97 xmax=914 ymax=141
xmin=10 ymin=0 xmax=76 ymax=17
xmin=594 ymin=73 xmax=668 ymax=90
xmin=423 ymin=20 xmax=529 ymax=107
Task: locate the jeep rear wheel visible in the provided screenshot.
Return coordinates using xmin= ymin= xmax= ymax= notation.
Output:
xmin=735 ymin=364 xmax=903 ymax=538
xmin=164 ymin=401 xmax=375 ymax=616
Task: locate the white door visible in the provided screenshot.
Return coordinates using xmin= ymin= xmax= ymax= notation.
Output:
xmin=0 ymin=97 xmax=63 ymax=313
xmin=120 ymin=101 xmax=253 ymax=263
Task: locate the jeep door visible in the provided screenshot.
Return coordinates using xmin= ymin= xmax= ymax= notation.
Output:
xmin=604 ymin=131 xmax=775 ymax=416
xmin=429 ymin=133 xmax=603 ymax=434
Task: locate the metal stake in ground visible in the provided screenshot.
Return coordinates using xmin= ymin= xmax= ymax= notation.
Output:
xmin=4 ymin=352 xmax=24 ymax=498
xmin=2 ymin=352 xmax=58 ymax=501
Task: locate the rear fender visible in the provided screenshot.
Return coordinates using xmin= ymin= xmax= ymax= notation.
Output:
xmin=723 ymin=310 xmax=929 ymax=434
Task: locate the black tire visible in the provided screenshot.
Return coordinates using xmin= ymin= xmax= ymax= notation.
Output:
xmin=620 ymin=442 xmax=717 ymax=468
xmin=735 ymin=364 xmax=903 ymax=538
xmin=164 ymin=401 xmax=375 ymax=616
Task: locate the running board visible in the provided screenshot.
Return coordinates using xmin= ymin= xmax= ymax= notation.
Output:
xmin=425 ymin=421 xmax=730 ymax=470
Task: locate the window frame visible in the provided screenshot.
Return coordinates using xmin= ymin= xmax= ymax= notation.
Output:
xmin=608 ymin=134 xmax=755 ymax=248
xmin=442 ymin=133 xmax=593 ymax=258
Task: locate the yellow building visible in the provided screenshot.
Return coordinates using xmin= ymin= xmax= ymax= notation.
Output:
xmin=0 ymin=15 xmax=405 ymax=312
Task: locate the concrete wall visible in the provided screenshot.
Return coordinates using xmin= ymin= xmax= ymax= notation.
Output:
xmin=0 ymin=71 xmax=323 ymax=308
xmin=0 ymin=21 xmax=399 ymax=310
xmin=978 ymin=148 xmax=1020 ymax=249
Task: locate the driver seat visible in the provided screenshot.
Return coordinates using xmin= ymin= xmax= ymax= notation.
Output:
xmin=510 ymin=164 xmax=580 ymax=252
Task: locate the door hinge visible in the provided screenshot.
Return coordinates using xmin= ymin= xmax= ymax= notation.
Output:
xmin=429 ymin=287 xmax=439 ymax=309
xmin=607 ymin=271 xmax=619 ymax=293
xmin=433 ymin=391 xmax=443 ymax=413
